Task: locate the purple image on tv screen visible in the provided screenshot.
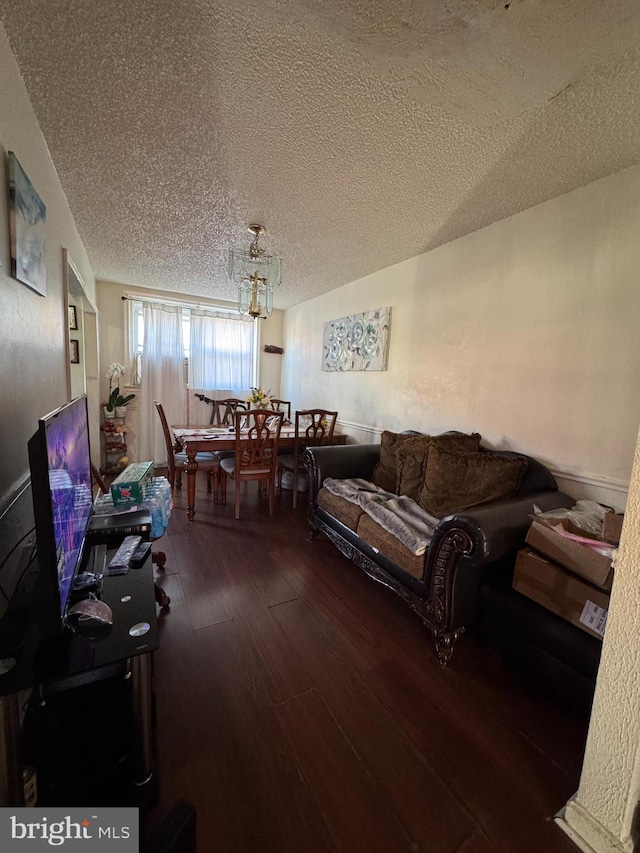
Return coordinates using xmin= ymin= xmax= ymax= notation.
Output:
xmin=46 ymin=399 xmax=93 ymax=614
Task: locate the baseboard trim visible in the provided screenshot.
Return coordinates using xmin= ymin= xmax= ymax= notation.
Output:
xmin=555 ymin=816 xmax=599 ymax=853
xmin=335 ymin=421 xmax=629 ymax=504
xmin=337 ymin=419 xmax=383 ymax=437
xmin=0 ymin=470 xmax=31 ymax=522
xmin=556 ymin=798 xmax=633 ymax=853
xmin=550 ymin=469 xmax=629 ymax=495
xmin=337 ymin=422 xmax=630 ymax=499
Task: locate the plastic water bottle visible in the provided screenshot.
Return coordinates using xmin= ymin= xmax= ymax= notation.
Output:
xmin=145 ymin=493 xmax=164 ymax=538
xmin=153 ymin=477 xmax=172 ymax=520
xmin=148 ymin=482 xmax=168 ymax=527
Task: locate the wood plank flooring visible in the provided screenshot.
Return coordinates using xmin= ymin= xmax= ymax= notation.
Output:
xmin=143 ymin=476 xmax=589 ymax=852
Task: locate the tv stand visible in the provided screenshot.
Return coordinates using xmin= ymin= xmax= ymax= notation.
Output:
xmin=0 ymin=547 xmax=159 ymax=806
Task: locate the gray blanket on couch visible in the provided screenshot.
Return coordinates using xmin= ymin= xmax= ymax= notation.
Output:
xmin=322 ymin=477 xmax=439 ymax=556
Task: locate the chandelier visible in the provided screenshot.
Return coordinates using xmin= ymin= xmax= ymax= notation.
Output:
xmin=229 ymin=224 xmax=282 ymax=319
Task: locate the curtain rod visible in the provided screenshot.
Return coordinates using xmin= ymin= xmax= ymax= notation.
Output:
xmin=121 ymin=293 xmax=244 ymax=315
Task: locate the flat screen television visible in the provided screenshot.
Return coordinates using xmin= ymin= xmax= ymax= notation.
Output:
xmin=28 ymin=395 xmax=94 ymax=636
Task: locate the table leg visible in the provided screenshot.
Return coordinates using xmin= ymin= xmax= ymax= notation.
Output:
xmin=185 ymin=444 xmax=198 ymax=521
xmin=130 ymin=653 xmax=154 ymax=789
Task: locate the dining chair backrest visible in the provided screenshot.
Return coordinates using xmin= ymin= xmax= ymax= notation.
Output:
xmin=215 ymin=398 xmax=248 ymax=427
xmin=294 ymin=409 xmax=338 ymax=448
xmin=221 ymin=409 xmax=285 ymax=519
xmin=154 ymin=400 xmax=177 ymax=490
xmin=233 ymin=409 xmax=284 ymax=478
xmin=291 ymin=409 xmax=338 ymax=506
xmin=269 ymin=399 xmax=292 ymax=420
xmin=91 ymin=463 xmax=108 ymax=497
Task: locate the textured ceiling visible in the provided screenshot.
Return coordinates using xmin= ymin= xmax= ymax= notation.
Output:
xmin=2 ymin=0 xmax=640 ymax=309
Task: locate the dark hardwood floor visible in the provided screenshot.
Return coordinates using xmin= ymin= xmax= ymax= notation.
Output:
xmin=144 ymin=475 xmax=588 ymax=852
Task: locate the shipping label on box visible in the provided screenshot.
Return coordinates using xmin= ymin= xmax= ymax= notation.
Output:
xmin=513 ymin=547 xmax=610 ymax=641
xmin=579 ymin=600 xmax=608 ymax=637
xmin=110 ymin=460 xmax=155 ymax=506
xmin=525 ymin=519 xmax=613 ymax=590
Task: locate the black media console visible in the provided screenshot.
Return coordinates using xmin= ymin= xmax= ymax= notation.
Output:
xmin=0 ymin=547 xmax=159 ymax=806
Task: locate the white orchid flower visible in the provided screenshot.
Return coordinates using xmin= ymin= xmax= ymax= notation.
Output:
xmin=106 ymin=362 xmax=126 ymax=380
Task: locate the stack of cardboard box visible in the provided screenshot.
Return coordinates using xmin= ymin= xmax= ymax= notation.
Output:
xmin=512 ymin=511 xmax=623 ymax=641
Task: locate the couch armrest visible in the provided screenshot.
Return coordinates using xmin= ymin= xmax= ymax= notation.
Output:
xmin=304 ymin=445 xmax=381 ymax=504
xmin=425 ymin=490 xmax=575 ymax=633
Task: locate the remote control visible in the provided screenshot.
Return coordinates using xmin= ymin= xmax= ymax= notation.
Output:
xmin=131 ymin=541 xmax=152 ymax=568
xmin=105 ymin=535 xmax=142 ymax=575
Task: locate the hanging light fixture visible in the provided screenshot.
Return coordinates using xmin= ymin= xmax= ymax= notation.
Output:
xmin=229 ymin=224 xmax=282 ymax=319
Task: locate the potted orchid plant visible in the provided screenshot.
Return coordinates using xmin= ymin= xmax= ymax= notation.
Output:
xmin=104 ymin=362 xmax=136 ymax=418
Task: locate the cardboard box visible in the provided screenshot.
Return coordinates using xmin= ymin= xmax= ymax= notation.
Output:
xmin=602 ymin=512 xmax=624 ymax=546
xmin=513 ymin=548 xmax=609 ymax=640
xmin=110 ymin=460 xmax=155 ymax=506
xmin=525 ymin=518 xmax=614 ymax=590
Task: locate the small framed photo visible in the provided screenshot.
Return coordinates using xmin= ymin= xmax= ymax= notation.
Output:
xmin=68 ymin=305 xmax=78 ymax=330
xmin=70 ymin=339 xmax=80 ymax=364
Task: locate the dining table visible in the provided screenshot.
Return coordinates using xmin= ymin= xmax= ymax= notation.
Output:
xmin=172 ymin=424 xmax=348 ymax=520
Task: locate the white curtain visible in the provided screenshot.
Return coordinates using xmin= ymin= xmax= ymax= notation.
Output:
xmin=189 ymin=309 xmax=254 ymax=392
xmin=138 ymin=302 xmax=187 ymax=465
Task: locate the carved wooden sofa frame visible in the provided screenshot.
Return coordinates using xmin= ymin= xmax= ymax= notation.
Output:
xmin=304 ymin=442 xmax=572 ymax=665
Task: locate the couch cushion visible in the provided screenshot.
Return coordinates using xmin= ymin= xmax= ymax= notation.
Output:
xmin=370 ymin=431 xmax=408 ymax=493
xmin=317 ymin=487 xmax=364 ymax=531
xmin=418 ymin=446 xmax=527 ymax=517
xmin=397 ymin=433 xmax=481 ymax=500
xmin=356 ymin=514 xmax=426 ymax=579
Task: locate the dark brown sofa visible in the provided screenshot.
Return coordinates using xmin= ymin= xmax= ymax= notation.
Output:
xmin=305 ymin=433 xmax=574 ymax=665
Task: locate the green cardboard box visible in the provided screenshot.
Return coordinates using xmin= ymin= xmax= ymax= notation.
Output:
xmin=110 ymin=460 xmax=155 ymax=506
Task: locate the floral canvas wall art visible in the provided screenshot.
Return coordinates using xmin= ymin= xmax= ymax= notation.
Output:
xmin=322 ymin=307 xmax=390 ymax=371
xmin=8 ymin=151 xmax=47 ymax=296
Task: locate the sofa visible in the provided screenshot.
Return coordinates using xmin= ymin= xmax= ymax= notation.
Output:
xmin=304 ymin=430 xmax=575 ymax=665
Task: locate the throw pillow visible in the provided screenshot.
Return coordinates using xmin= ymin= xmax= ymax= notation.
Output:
xmin=418 ymin=446 xmax=527 ymax=518
xmin=396 ymin=432 xmax=482 ymax=501
xmin=371 ymin=431 xmax=412 ymax=494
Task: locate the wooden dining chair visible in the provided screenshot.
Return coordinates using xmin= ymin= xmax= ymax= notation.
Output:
xmin=154 ymin=400 xmax=219 ymax=494
xmin=269 ymin=399 xmax=292 ymax=421
xmin=277 ymin=409 xmax=338 ymax=508
xmin=213 ymin=398 xmax=249 ymax=427
xmin=91 ymin=463 xmax=108 ymax=496
xmin=218 ymin=409 xmax=284 ymax=520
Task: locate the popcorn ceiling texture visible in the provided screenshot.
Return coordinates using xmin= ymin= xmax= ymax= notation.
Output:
xmin=1 ymin=0 xmax=640 ymax=308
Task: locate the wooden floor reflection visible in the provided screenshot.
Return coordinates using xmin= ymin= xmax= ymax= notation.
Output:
xmin=144 ymin=476 xmax=588 ymax=853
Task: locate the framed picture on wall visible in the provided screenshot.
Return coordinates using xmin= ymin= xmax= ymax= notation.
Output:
xmin=68 ymin=305 xmax=78 ymax=330
xmin=8 ymin=151 xmax=47 ymax=296
xmin=322 ymin=307 xmax=391 ymax=371
xmin=69 ymin=339 xmax=80 ymax=364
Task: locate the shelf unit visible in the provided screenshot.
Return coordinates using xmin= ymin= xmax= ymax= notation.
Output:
xmin=101 ymin=414 xmax=128 ymax=474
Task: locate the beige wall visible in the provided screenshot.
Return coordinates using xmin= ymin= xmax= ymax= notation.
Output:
xmin=0 ymin=23 xmax=95 ymax=532
xmin=283 ymin=164 xmax=640 ymax=511
xmin=96 ymin=280 xmax=284 ymax=462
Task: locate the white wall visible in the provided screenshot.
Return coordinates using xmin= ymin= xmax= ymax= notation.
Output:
xmin=283 ymin=164 xmax=640 ymax=511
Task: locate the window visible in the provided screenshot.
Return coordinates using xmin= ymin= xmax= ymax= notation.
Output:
xmin=128 ymin=299 xmax=257 ymax=391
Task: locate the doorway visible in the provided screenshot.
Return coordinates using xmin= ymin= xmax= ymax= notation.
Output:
xmin=63 ymin=248 xmax=100 ymax=466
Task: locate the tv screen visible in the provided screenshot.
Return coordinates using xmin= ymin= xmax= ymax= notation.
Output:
xmin=28 ymin=395 xmax=94 ymax=634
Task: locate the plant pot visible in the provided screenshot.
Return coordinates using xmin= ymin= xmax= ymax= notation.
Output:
xmin=104 ymin=407 xmax=115 ymax=419
xmin=115 ymin=406 xmax=128 ymax=418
